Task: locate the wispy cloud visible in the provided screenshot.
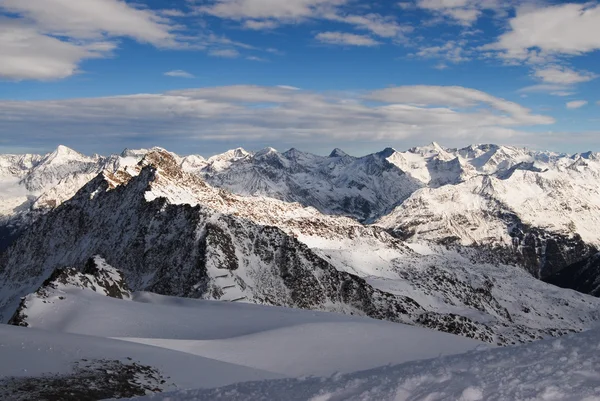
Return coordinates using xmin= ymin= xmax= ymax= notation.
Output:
xmin=0 ymin=85 xmax=556 ymax=153
xmin=316 ymin=32 xmax=380 ymax=46
xmin=533 ymin=66 xmax=597 ymax=85
xmin=195 ymin=0 xmax=410 ymax=44
xmin=415 ymin=0 xmax=511 ymax=26
xmin=165 ymin=70 xmax=195 ymax=78
xmin=566 ymin=100 xmax=588 ymax=110
xmin=414 ymin=40 xmax=471 ymax=63
xmin=518 ymin=84 xmax=575 ymax=97
xmin=209 ymin=48 xmax=240 ymax=58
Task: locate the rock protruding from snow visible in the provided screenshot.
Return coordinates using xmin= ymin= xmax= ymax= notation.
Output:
xmin=8 ymin=256 xmax=131 ymax=327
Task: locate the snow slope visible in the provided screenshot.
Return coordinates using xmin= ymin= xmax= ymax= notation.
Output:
xmin=127 ymin=326 xmax=600 ymax=401
xmin=16 ymin=288 xmax=485 ymax=378
xmin=0 ymin=324 xmax=281 ymax=392
xmin=1 ymin=271 xmax=490 ymax=400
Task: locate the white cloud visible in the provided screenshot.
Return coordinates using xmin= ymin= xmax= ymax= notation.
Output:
xmin=415 ymin=40 xmax=470 ymax=63
xmin=197 ymin=0 xmax=409 ymax=42
xmin=566 ymin=100 xmax=588 ymax=109
xmin=0 ymin=85 xmax=555 ymax=152
xmin=197 ymin=0 xmax=347 ymax=21
xmin=1 ymin=0 xmax=177 ymax=46
xmin=518 ymin=84 xmax=575 ymax=97
xmin=325 ymin=13 xmax=411 ymax=38
xmin=0 ymin=20 xmax=114 ymax=80
xmin=243 ymin=19 xmax=280 ymax=30
xmin=415 ymin=0 xmax=509 ymax=26
xmin=316 ymin=32 xmax=380 ymax=46
xmin=366 ymin=85 xmax=554 ymax=125
xmin=486 ymin=3 xmax=600 ymax=61
xmin=0 ymin=0 xmax=180 ymax=80
xmin=209 ymin=48 xmax=240 ymax=58
xmin=533 ymin=65 xmax=597 ymax=85
xmin=165 ymin=70 xmax=195 ymax=78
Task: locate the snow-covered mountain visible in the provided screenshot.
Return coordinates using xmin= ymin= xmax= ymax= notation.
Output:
xmin=0 ymin=151 xmax=423 ymax=331
xmin=2 ymin=143 xmax=600 ymax=295
xmin=377 ymin=144 xmax=600 ymax=280
xmin=0 ymin=146 xmax=183 ymax=255
xmin=190 ymin=142 xmax=600 ymax=287
xmin=195 ymin=146 xmax=422 ymax=223
xmin=3 ymin=149 xmax=600 ymax=347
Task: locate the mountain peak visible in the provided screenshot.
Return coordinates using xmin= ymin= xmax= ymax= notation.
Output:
xmin=377 ymin=147 xmax=397 ymax=158
xmin=329 ymin=148 xmax=349 ymax=158
xmin=254 ymin=147 xmax=278 ymax=158
xmin=208 ymin=148 xmax=250 ymax=164
xmin=140 ymin=149 xmax=180 ymax=176
xmin=39 ymin=145 xmax=90 ymax=167
xmin=430 ymin=142 xmax=445 ymax=152
xmin=49 ymin=145 xmax=81 ymax=159
xmin=232 ymin=147 xmax=249 ymax=158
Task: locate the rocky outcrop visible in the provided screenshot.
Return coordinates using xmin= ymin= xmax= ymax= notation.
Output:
xmin=546 ymin=253 xmax=600 ymax=296
xmin=8 ymin=256 xmax=131 ymax=327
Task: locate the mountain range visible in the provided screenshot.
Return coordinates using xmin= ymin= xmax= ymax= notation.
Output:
xmin=3 ymin=142 xmax=600 ymax=399
xmin=1 ymin=143 xmax=600 ymax=344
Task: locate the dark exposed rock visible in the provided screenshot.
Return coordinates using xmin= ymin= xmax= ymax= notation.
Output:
xmin=0 ymin=359 xmax=169 ymax=401
xmin=416 ymin=313 xmax=497 ymax=344
xmin=504 ymin=212 xmax=597 ymax=279
xmin=546 ymin=253 xmax=600 ymax=296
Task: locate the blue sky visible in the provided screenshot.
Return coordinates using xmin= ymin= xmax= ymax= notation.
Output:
xmin=0 ymin=0 xmax=599 ymax=156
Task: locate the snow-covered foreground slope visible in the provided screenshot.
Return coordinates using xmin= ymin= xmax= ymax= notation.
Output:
xmin=1 ymin=272 xmax=488 ymax=400
xmin=14 ymin=288 xmax=485 ymax=378
xmin=126 ymin=326 xmax=600 ymax=401
xmin=0 ymin=324 xmax=281 ymax=397
xmin=4 ymin=262 xmax=600 ymax=400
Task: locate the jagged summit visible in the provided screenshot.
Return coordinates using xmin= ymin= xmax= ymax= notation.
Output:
xmin=207 ymin=147 xmax=250 ymax=163
xmin=120 ymin=147 xmax=167 ymax=158
xmin=376 ymin=147 xmax=397 ymax=158
xmin=329 ymin=148 xmax=349 ymax=158
xmin=253 ymin=147 xmax=278 ymax=158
